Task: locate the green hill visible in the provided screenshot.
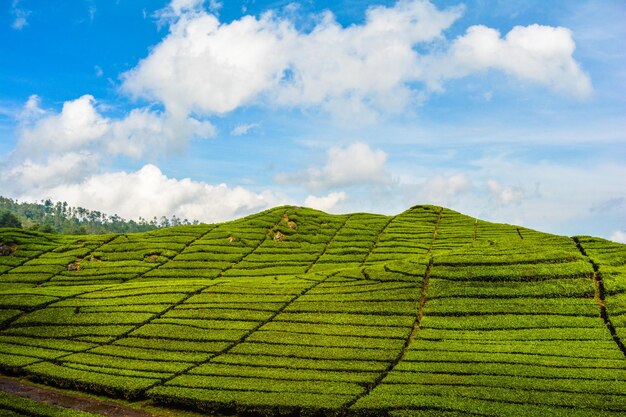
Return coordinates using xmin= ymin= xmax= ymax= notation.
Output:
xmin=0 ymin=205 xmax=624 ymax=416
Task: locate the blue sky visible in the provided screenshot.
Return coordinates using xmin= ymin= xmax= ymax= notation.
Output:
xmin=1 ymin=0 xmax=625 ymax=241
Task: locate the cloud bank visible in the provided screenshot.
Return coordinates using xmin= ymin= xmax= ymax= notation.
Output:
xmin=123 ymin=0 xmax=592 ymax=122
xmin=17 ymin=164 xmax=284 ymax=223
xmin=1 ymin=96 xmax=277 ymax=223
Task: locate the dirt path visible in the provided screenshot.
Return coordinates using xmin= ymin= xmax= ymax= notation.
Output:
xmin=0 ymin=376 xmax=155 ymax=417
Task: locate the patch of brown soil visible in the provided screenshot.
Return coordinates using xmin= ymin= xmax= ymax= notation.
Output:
xmin=0 ymin=243 xmax=16 ymax=256
xmin=67 ymin=260 xmax=81 ymax=271
xmin=0 ymin=376 xmax=154 ymax=417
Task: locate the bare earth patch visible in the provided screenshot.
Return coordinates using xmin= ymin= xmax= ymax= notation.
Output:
xmin=0 ymin=376 xmax=154 ymax=417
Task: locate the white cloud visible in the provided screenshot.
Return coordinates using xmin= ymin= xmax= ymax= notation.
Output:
xmin=276 ymin=142 xmax=390 ymax=190
xmin=123 ymin=12 xmax=293 ymax=115
xmin=305 ymin=192 xmax=346 ymax=212
xmin=19 ymin=95 xmax=109 ymax=154
xmin=208 ymin=0 xmax=223 ymax=13
xmin=2 ymin=96 xmax=218 ymax=203
xmin=16 ymin=95 xmax=216 ymax=158
xmin=230 ymin=123 xmax=259 ymax=136
xmin=271 ymin=1 xmax=464 ymax=117
xmin=20 ymin=164 xmax=285 ymax=223
xmin=166 ymin=0 xmax=206 ymax=16
xmin=407 ymin=173 xmax=472 ymax=206
xmin=425 ymin=24 xmax=592 ymax=98
xmin=19 ymin=95 xmax=46 ymax=121
xmin=486 ymin=179 xmax=524 ymax=206
xmin=11 ymin=0 xmax=30 ymax=30
xmin=609 ymin=230 xmax=626 ymax=244
xmin=122 ymin=0 xmax=591 ymax=123
xmin=4 ymin=152 xmax=99 ymax=193
xmin=121 ymin=0 xmax=461 ymax=119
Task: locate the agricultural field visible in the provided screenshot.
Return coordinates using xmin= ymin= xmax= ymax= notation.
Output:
xmin=0 ymin=205 xmax=624 ymax=416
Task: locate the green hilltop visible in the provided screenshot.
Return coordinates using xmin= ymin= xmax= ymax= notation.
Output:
xmin=0 ymin=205 xmax=625 ymax=416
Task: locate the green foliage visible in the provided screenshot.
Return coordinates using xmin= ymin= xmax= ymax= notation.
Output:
xmin=0 ymin=211 xmax=21 ymax=228
xmin=0 ymin=205 xmax=624 ymax=416
xmin=0 ymin=195 xmax=199 ymax=234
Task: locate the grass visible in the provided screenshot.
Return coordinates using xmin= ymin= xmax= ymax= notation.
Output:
xmin=0 ymin=204 xmax=624 ymax=416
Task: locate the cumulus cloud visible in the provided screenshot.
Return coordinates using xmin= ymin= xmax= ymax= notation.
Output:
xmin=424 ymin=24 xmax=592 ymax=98
xmin=276 ymin=142 xmax=390 ymax=190
xmin=4 ymin=152 xmax=99 ymax=193
xmin=121 ymin=0 xmax=590 ymax=123
xmin=18 ymin=164 xmax=285 ymax=223
xmin=16 ymin=95 xmax=215 ymax=158
xmin=609 ymin=230 xmax=626 ymax=244
xmin=2 ymin=95 xmax=217 ymax=205
xmin=18 ymin=95 xmax=109 ymax=154
xmin=121 ymin=0 xmax=461 ymax=119
xmin=123 ymin=12 xmax=293 ymax=115
xmin=305 ymin=192 xmax=346 ymax=212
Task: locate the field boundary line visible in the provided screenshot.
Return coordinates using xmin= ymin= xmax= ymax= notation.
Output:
xmin=45 ymin=283 xmax=219 ymax=365
xmin=0 ymin=246 xmax=59 ymax=277
xmin=304 ymin=215 xmax=352 ymax=274
xmin=145 ymin=271 xmax=337 ymax=395
xmin=573 ymin=237 xmax=626 ymax=358
xmin=0 ymin=230 xmax=69 ymax=277
xmin=34 ymin=234 xmax=119 ymax=287
xmin=427 ymin=207 xmax=444 ymax=254
xmin=128 ymin=224 xmax=219 ymax=282
xmin=216 ymin=208 xmax=289 ymax=278
xmin=3 ymin=227 xmax=219 ymax=355
xmin=0 ymin=283 xmax=124 ymax=375
xmin=0 ymin=282 xmax=121 ymax=334
xmin=359 ymin=215 xmax=397 ymax=267
xmin=343 ymin=207 xmax=444 ymax=412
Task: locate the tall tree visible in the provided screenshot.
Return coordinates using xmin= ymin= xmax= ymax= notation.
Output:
xmin=0 ymin=211 xmax=21 ymax=228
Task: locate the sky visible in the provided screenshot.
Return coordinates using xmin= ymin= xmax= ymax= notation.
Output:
xmin=0 ymin=0 xmax=625 ymax=242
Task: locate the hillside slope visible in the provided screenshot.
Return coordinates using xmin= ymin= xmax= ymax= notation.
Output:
xmin=0 ymin=205 xmax=625 ymax=416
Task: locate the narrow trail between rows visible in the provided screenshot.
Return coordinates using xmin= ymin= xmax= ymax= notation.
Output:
xmin=0 ymin=376 xmax=154 ymax=417
xmin=573 ymin=237 xmax=626 ymax=358
xmin=342 ymin=207 xmax=444 ymax=411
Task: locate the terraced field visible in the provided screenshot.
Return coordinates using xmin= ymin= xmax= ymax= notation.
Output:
xmin=0 ymin=205 xmax=624 ymax=416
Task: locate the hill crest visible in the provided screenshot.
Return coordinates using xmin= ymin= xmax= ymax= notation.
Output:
xmin=0 ymin=204 xmax=625 ymax=416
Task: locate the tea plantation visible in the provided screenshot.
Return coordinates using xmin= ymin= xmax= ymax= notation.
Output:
xmin=0 ymin=205 xmax=624 ymax=416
